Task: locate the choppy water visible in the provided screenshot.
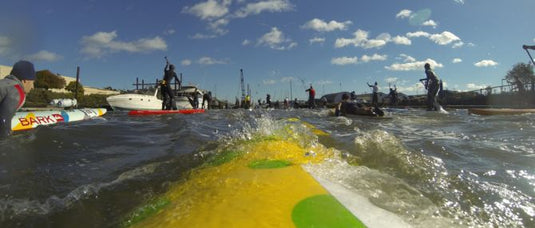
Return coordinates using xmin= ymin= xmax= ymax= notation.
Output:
xmin=0 ymin=108 xmax=534 ymax=227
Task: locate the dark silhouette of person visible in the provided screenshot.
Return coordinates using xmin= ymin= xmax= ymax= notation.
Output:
xmin=161 ymin=61 xmax=180 ymax=110
xmin=387 ymin=86 xmax=398 ymax=106
xmin=367 ymin=81 xmax=378 ymax=107
xmin=424 ymin=63 xmax=441 ymax=111
xmin=266 ymin=94 xmax=272 ymax=108
xmin=202 ymin=91 xmax=212 ymax=109
xmin=305 ymin=85 xmax=315 ymax=108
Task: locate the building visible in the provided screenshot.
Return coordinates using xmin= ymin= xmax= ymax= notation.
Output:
xmin=0 ymin=64 xmax=119 ymax=95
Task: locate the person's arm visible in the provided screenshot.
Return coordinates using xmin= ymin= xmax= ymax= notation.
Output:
xmin=0 ymin=94 xmax=18 ymax=137
xmin=173 ymin=73 xmax=181 ymax=86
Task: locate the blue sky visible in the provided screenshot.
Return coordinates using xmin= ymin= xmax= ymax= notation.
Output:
xmin=0 ymin=0 xmax=534 ymax=101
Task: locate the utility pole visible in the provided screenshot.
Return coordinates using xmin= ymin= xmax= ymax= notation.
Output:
xmin=75 ymin=66 xmax=80 ymax=103
xmin=290 ymin=79 xmax=293 ymax=101
xmin=240 ymin=69 xmax=245 ymax=102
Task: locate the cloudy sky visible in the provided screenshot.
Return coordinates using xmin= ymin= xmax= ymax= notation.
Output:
xmin=0 ymin=0 xmax=533 ymax=100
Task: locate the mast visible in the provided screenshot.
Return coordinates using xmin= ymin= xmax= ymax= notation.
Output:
xmin=240 ymin=69 xmax=246 ymax=102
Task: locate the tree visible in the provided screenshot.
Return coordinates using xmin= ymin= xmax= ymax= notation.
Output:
xmin=35 ymin=70 xmax=66 ymax=89
xmin=505 ymin=63 xmax=534 ymax=92
xmin=65 ymin=81 xmax=84 ymax=98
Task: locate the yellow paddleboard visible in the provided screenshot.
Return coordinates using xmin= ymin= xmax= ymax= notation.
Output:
xmin=124 ymin=118 xmax=392 ymax=227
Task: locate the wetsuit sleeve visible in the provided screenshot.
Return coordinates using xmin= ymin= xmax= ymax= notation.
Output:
xmin=0 ymin=85 xmax=24 ymax=137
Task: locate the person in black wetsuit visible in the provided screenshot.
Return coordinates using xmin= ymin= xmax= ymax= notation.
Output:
xmin=423 ymin=63 xmax=440 ymax=111
xmin=0 ymin=60 xmax=36 ymax=137
xmin=387 ymin=85 xmax=398 ymax=106
xmin=161 ymin=59 xmax=180 ymax=110
xmin=202 ymin=91 xmax=212 ymax=109
xmin=266 ymin=94 xmax=272 ymax=108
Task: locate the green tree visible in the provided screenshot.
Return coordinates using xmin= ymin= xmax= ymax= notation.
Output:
xmin=65 ymin=81 xmax=84 ymax=98
xmin=505 ymin=63 xmax=535 ymax=92
xmin=35 ymin=70 xmax=66 ymax=89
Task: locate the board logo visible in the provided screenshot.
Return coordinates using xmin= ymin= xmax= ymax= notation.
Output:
xmin=18 ymin=113 xmax=65 ymax=127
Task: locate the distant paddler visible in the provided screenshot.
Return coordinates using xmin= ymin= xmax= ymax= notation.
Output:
xmin=305 ymin=85 xmax=316 ymax=108
xmin=419 ymin=63 xmax=441 ymax=111
xmin=366 ymin=81 xmax=379 ymax=108
xmin=161 ymin=56 xmax=181 ymax=110
xmin=0 ymin=60 xmax=36 ymax=137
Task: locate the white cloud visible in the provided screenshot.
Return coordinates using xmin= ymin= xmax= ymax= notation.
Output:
xmin=399 ymin=54 xmax=416 ymax=62
xmin=26 ymin=50 xmax=62 ymax=62
xmin=474 ymin=60 xmax=498 ymax=67
xmin=164 ymin=29 xmax=176 ymax=35
xmin=385 ymin=56 xmax=443 ymax=71
xmin=208 ymin=18 xmax=230 ymax=35
xmin=80 ymin=31 xmax=167 ymax=58
xmin=385 ymin=77 xmax=398 ymax=83
xmin=452 ymin=58 xmax=462 ymax=63
xmin=190 ymin=33 xmax=218 ymax=39
xmin=257 ymin=27 xmax=296 ymax=50
xmin=0 ymin=36 xmax=11 ymax=55
xmin=429 ymin=31 xmax=460 ymax=45
xmin=331 ymin=56 xmax=358 ymax=65
xmin=234 ymin=0 xmax=293 ymax=18
xmin=452 ymin=41 xmax=464 ymax=48
xmin=301 ymin=18 xmax=352 ymax=32
xmin=466 ymin=83 xmax=488 ymax=89
xmin=360 ymin=54 xmax=387 ymax=62
xmin=242 ymin=39 xmax=251 ymax=46
xmin=396 ymin=9 xmax=412 ymax=19
xmin=198 ymin=56 xmax=228 ymax=65
xmin=392 ymin=82 xmax=426 ymax=94
xmin=315 ymin=80 xmax=333 ymax=85
xmin=335 ymin=30 xmax=413 ymax=49
xmin=181 ymin=59 xmax=192 ymax=66
xmin=334 ymin=29 xmax=388 ymax=49
xmin=263 ymin=79 xmax=277 ymax=85
xmin=454 ymin=0 xmax=465 ymax=4
xmin=183 ymin=0 xmax=292 ymax=38
xmin=392 ymin=36 xmax=411 ymax=45
xmin=406 ymin=31 xmax=430 ymax=38
xmin=280 ymin=76 xmax=296 ymax=83
xmin=331 ymin=54 xmax=386 ymax=65
xmin=182 ymin=0 xmax=231 ymax=20
xmin=309 ymin=37 xmax=325 ymax=44
xmin=422 ymin=20 xmax=438 ymax=28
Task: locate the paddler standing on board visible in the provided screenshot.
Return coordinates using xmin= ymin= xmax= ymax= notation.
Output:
xmin=421 ymin=63 xmax=441 ymax=111
xmin=305 ymin=85 xmax=316 ymax=108
xmin=161 ymin=57 xmax=180 ymax=110
xmin=0 ymin=60 xmax=36 ymax=137
xmin=366 ymin=81 xmax=379 ymax=108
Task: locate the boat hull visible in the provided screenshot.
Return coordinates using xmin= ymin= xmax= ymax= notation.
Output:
xmin=128 ymin=109 xmax=205 ymax=115
xmin=106 ymin=94 xmax=162 ymax=111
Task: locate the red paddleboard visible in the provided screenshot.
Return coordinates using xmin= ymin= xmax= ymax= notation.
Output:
xmin=128 ymin=109 xmax=205 ymax=116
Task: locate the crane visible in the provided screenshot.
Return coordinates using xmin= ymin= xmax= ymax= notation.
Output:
xmin=523 ymin=45 xmax=535 ymax=66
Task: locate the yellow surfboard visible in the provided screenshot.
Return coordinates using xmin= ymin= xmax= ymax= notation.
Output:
xmin=124 ymin=119 xmax=366 ymax=227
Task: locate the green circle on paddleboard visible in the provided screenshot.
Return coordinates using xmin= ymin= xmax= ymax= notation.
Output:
xmin=292 ymin=194 xmax=366 ymax=228
xmin=248 ymin=159 xmax=292 ymax=169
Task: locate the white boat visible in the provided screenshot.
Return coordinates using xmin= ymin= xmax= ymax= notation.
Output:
xmin=106 ymin=85 xmax=205 ymax=111
xmin=175 ymin=85 xmax=204 ymax=109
